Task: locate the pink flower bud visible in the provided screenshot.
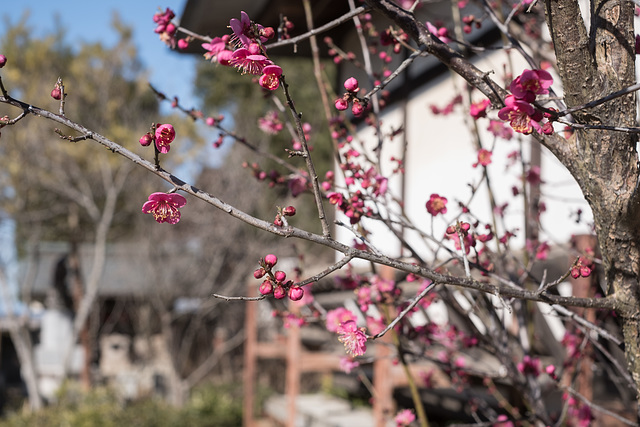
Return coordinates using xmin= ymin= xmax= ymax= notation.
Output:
xmin=264 ymin=254 xmax=278 ymax=268
xmin=351 ymin=100 xmax=364 ymax=116
xmin=274 ymin=271 xmax=286 ymax=282
xmin=335 ymin=97 xmax=349 ymax=111
xmin=177 ymin=39 xmax=189 ymax=50
xmin=0 ymin=55 xmax=6 ymax=68
xmin=580 ymin=265 xmax=592 ymax=277
xmin=344 ymin=77 xmax=359 ymax=92
xmin=288 ymin=286 xmax=304 ymax=301
xmin=139 ymin=133 xmax=153 ymax=147
xmin=259 ymin=280 xmax=274 ymax=295
xmin=273 ymin=284 xmax=286 ymax=299
xmin=261 ymin=27 xmax=275 ymax=39
xmin=545 ymin=365 xmax=556 ymax=378
xmin=51 ymin=88 xmax=62 ymax=100
xmin=282 ymin=206 xmax=296 ymax=216
xmin=253 ymin=268 xmax=266 ymax=279
xmin=206 ymin=117 xmax=216 ymax=126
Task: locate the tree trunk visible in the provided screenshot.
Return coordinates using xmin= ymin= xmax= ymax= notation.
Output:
xmin=545 ymin=0 xmax=640 ymax=408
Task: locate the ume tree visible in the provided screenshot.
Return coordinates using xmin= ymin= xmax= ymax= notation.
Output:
xmin=2 ymin=0 xmax=640 ymax=424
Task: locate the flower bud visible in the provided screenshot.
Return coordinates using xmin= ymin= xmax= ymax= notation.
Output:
xmin=0 ymin=55 xmax=6 ymax=68
xmin=344 ymin=77 xmax=359 ymax=93
xmin=253 ymin=268 xmax=266 ymax=279
xmin=282 ymin=206 xmax=296 ymax=216
xmin=334 ymin=97 xmax=349 ymax=111
xmin=351 ymin=100 xmax=364 ymax=116
xmin=261 ymin=27 xmax=275 ymax=39
xmin=259 ymin=280 xmax=274 ymax=295
xmin=264 ymin=254 xmax=278 ymax=268
xmin=273 ymin=284 xmax=286 ymax=299
xmin=139 ymin=133 xmax=153 ymax=147
xmin=274 ymin=271 xmax=286 ymax=282
xmin=51 ymin=88 xmax=62 ymax=100
xmin=288 ymin=286 xmax=304 ymax=301
xmin=177 ymin=39 xmax=189 ymax=50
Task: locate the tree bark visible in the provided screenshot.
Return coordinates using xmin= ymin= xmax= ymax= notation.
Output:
xmin=545 ymin=0 xmax=640 ymax=406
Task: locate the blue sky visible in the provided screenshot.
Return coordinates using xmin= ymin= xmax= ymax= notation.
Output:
xmin=2 ymin=0 xmax=199 ymax=109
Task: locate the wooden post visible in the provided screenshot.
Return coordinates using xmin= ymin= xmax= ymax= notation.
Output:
xmin=285 ymin=300 xmax=301 ymax=427
xmin=373 ymin=265 xmax=396 ymax=426
xmin=568 ymin=234 xmax=598 ymax=401
xmin=243 ymin=283 xmax=257 ymax=427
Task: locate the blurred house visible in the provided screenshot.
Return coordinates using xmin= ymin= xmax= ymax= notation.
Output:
xmin=19 ymin=241 xmax=213 ymax=401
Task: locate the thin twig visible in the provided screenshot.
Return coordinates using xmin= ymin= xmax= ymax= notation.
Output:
xmin=362 ymin=47 xmax=428 ymax=103
xmin=556 ymin=82 xmax=640 ymax=118
xmin=265 ymin=6 xmax=370 ymax=51
xmin=280 ymin=75 xmax=332 ymax=237
xmin=210 ymin=293 xmax=266 ymax=301
xmin=566 ymin=387 xmax=638 ymax=426
xmin=369 ymin=281 xmax=437 ymax=339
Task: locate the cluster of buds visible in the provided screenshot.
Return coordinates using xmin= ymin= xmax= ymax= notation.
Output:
xmin=255 ymin=254 xmax=304 ymax=301
xmin=570 ymin=256 xmax=593 ymax=279
xmin=334 ymin=77 xmax=366 ymax=116
xmin=273 ymin=205 xmax=296 ymax=227
xmin=139 ymin=123 xmax=176 ymax=154
xmin=153 ymin=8 xmax=177 ymax=46
xmin=462 ymin=15 xmax=482 ymax=34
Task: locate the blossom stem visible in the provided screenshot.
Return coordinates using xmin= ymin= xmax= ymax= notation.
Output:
xmin=280 ymin=75 xmax=332 ymax=238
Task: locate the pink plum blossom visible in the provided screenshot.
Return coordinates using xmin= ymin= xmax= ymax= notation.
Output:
xmin=510 ymin=69 xmax=553 ymax=102
xmin=337 ymin=320 xmax=367 ymax=356
xmin=229 ymin=48 xmax=271 ymax=75
xmin=142 ymin=192 xmax=187 ymax=224
xmin=470 ymin=99 xmax=490 ymax=119
xmin=259 ymin=64 xmax=283 ymax=90
xmin=498 ymin=95 xmax=541 ymax=134
xmin=473 ymin=149 xmax=492 ymax=168
xmin=202 ymin=36 xmax=230 ymax=63
xmin=394 ymin=409 xmax=416 ymax=427
xmin=154 ymin=124 xmax=176 ymax=153
xmin=426 ymin=193 xmax=447 ymax=216
xmin=326 ymin=308 xmax=357 ymax=333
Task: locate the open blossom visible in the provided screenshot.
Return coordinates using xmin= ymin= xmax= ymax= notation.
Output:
xmin=142 ymin=192 xmax=187 ymax=224
xmin=470 ymin=99 xmax=490 ymax=119
xmin=510 ymin=69 xmax=553 ymax=102
xmin=155 ymin=124 xmax=176 ymax=153
xmin=498 ymin=95 xmax=541 ymax=134
xmin=259 ymin=64 xmax=283 ymax=90
xmin=395 ymin=409 xmax=416 ymax=427
xmin=229 ymin=11 xmax=269 ymax=48
xmin=229 ymin=48 xmax=271 ymax=75
xmin=487 ymin=120 xmax=513 ymax=140
xmin=337 ymin=320 xmax=367 ymax=356
xmin=258 ymin=110 xmax=283 ymax=134
xmin=473 ymin=148 xmax=492 ymax=168
xmin=202 ymin=36 xmax=230 ymax=63
xmin=426 ymin=193 xmax=447 ymax=216
xmin=326 ymin=308 xmax=357 ymax=333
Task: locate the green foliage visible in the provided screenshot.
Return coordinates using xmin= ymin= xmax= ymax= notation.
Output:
xmin=0 ymin=383 xmax=243 ymax=427
xmin=0 ymin=16 xmax=198 ymax=249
